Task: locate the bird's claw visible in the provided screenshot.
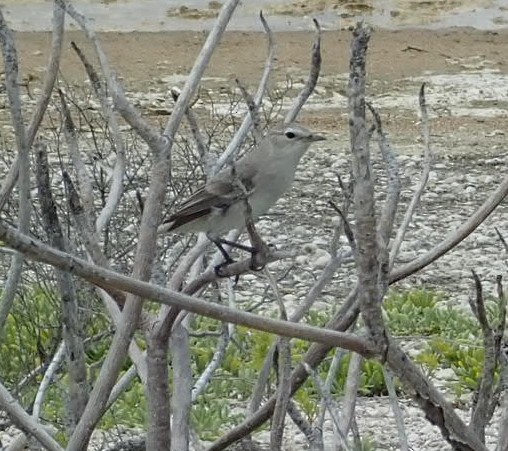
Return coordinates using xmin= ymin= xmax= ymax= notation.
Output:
xmin=214 ymin=258 xmax=241 ymax=285
xmin=249 ymin=247 xmax=269 ymax=272
xmin=249 ymin=254 xmax=266 ymax=272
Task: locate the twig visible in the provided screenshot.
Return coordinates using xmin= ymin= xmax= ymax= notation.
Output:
xmin=236 ymin=78 xmax=263 ymax=143
xmin=70 ymin=41 xmax=126 ymax=233
xmin=247 ymin=343 xmax=276 ymax=416
xmin=303 ymin=363 xmax=351 ymax=451
xmin=36 ymin=140 xmax=89 ymax=427
xmin=389 ymin=84 xmax=431 ymax=271
xmin=171 ymin=87 xmax=208 ymax=160
xmin=390 ymin=171 xmax=508 ymax=283
xmin=0 ymin=1 xmax=64 ymax=211
xmin=265 ymin=269 xmax=291 ymax=451
xmin=59 ymin=89 xmax=96 ymax=218
xmin=367 ymin=102 xmax=400 ymax=296
xmin=383 ymin=367 xmax=409 ymax=451
xmin=318 ymin=348 xmax=345 ymax=435
xmin=328 ymin=200 xmax=356 ymax=254
xmin=192 ymin=324 xmax=231 ymax=401
xmin=0 ymin=9 xmax=31 ymax=336
xmin=495 ymin=227 xmax=508 ymax=254
xmin=469 ymin=271 xmax=497 ymax=442
xmin=56 ymin=0 xmax=163 ymax=153
xmin=338 ymin=352 xmax=362 ymax=441
xmin=0 ymin=381 xmax=64 ymax=451
xmin=33 ymin=341 xmax=66 ymax=419
xmin=213 ymin=10 xmax=275 ymax=173
xmin=105 ymin=364 xmax=139 ymax=410
xmin=286 ymin=400 xmax=320 ymax=449
xmin=285 ymin=18 xmax=322 ymax=123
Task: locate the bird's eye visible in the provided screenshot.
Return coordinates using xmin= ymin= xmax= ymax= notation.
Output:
xmin=285 ymin=131 xmax=296 ymax=139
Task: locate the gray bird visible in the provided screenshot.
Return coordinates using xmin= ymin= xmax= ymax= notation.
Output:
xmin=159 ymin=122 xmax=325 ymax=264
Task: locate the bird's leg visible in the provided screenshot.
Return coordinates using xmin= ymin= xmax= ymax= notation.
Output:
xmin=243 ymin=199 xmax=271 ymax=272
xmin=216 ymin=238 xmax=255 ymax=254
xmin=207 ymin=234 xmax=235 ymax=273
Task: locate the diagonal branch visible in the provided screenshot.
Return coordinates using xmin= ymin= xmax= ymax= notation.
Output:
xmin=0 ymin=382 xmax=64 ymax=451
xmin=285 ymin=18 xmax=322 ymax=123
xmin=0 ymin=1 xmax=64 ymax=211
xmin=390 ymin=171 xmax=508 ymax=283
xmin=35 ymin=140 xmax=89 ymax=428
xmin=0 ymin=8 xmax=31 ymax=336
xmin=70 ymin=41 xmax=126 ymax=233
xmin=0 ymin=221 xmax=374 ymax=356
xmin=213 ymin=10 xmax=275 ymax=172
xmin=389 ymin=84 xmax=432 ymax=271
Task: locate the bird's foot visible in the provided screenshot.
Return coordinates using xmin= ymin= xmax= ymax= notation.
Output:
xmin=249 ymin=252 xmax=266 ymax=272
xmin=214 ymin=256 xmax=235 ymax=277
xmin=249 ymin=242 xmax=273 ymax=272
xmin=214 ymin=257 xmax=241 ymax=285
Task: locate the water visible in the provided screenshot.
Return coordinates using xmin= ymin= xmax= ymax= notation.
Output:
xmin=1 ymin=0 xmax=507 ymax=32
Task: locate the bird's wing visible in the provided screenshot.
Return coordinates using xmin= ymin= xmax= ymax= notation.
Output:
xmin=163 ymin=161 xmax=258 ymax=231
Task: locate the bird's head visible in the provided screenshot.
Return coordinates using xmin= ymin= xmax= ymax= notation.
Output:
xmin=267 ymin=122 xmax=326 ymax=158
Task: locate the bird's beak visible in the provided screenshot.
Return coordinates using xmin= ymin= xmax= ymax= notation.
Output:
xmin=309 ymin=133 xmax=326 ymax=142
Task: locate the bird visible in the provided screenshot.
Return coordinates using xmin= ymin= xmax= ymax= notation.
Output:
xmin=159 ymin=122 xmax=325 ymax=267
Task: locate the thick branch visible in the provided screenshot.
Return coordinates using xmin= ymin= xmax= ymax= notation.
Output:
xmin=0 ymin=222 xmax=374 ymax=356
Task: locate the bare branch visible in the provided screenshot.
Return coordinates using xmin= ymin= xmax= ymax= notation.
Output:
xmin=0 ymin=1 xmax=64 ymax=211
xmin=0 ymin=9 xmax=31 ymax=336
xmin=390 ymin=171 xmax=508 ymax=283
xmin=0 ymin=381 xmax=64 ymax=451
xmin=286 ymin=401 xmax=320 ymax=449
xmin=0 ymin=222 xmax=375 ymax=355
xmin=59 ymin=89 xmax=96 ymax=218
xmin=106 ymin=364 xmax=139 ymax=410
xmin=265 ymin=269 xmax=291 ymax=451
xmin=36 ymin=140 xmax=89 ymax=427
xmin=33 ymin=341 xmax=66 ymax=420
xmin=495 ymin=227 xmax=508 ymax=254
xmin=389 ymin=83 xmax=431 ymax=271
xmin=347 ymin=23 xmax=387 ymax=351
xmin=56 ymin=0 xmax=163 ymax=153
xmin=367 ymin=102 xmax=400 ymax=295
xmin=213 ymin=10 xmax=275 ymax=172
xmin=303 ymin=363 xmax=351 ymax=451
xmin=385 ymin=341 xmax=487 ymax=451
xmin=59 ymin=2 xmax=243 ymax=447
xmin=236 ymin=78 xmax=263 ymax=143
xmin=469 ymin=271 xmax=497 ymax=442
xmin=328 ymin=200 xmax=356 ymax=254
xmin=171 ymin=87 xmax=208 ymax=160
xmin=284 ymin=18 xmax=322 ymax=123
xmin=63 ymin=171 xmax=126 ymax=306
xmin=69 ymin=41 xmax=126 ymax=232
xmin=192 ymin=324 xmax=230 ymax=401
xmin=170 ymin=323 xmax=193 ymax=451
xmin=209 ymin=287 xmax=361 ymax=450
xmin=383 ymin=367 xmax=409 ymax=451
xmin=338 ymin=352 xmax=362 ymax=442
